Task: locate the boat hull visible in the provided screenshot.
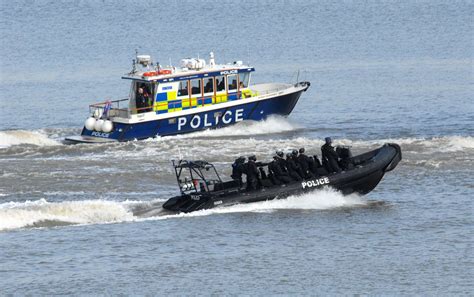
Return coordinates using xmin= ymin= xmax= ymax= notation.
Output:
xmin=65 ymin=82 xmax=309 ymax=143
xmin=162 ymin=143 xmax=402 ymax=213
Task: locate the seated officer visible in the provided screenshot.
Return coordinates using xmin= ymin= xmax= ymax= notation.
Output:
xmin=275 ymin=150 xmax=288 ymax=173
xmin=296 ymin=148 xmax=314 ymax=179
xmin=231 ymin=156 xmax=246 ymax=186
xmin=268 ymin=156 xmax=292 ymax=184
xmin=286 ymin=153 xmax=302 ymax=181
xmin=291 ymin=150 xmax=306 ymax=178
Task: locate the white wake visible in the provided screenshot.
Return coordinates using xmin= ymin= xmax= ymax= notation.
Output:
xmin=0 ymin=188 xmax=371 ymax=232
xmin=173 ymin=115 xmax=302 ymax=138
xmin=0 ymin=130 xmax=60 ymax=148
xmin=0 ymin=199 xmax=136 ymax=231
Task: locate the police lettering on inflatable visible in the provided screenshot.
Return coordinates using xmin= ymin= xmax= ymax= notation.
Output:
xmin=301 ymin=177 xmax=330 ymax=189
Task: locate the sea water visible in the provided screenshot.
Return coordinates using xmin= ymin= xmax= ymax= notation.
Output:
xmin=1 ymin=0 xmax=473 ymax=295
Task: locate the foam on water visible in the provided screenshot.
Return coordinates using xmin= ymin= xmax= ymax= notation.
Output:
xmin=176 ymin=115 xmax=303 ymax=138
xmin=333 ymin=135 xmax=474 ymax=153
xmin=0 ymin=199 xmax=136 ymax=231
xmin=0 ymin=189 xmax=369 ymax=231
xmin=156 ymin=188 xmax=368 ymax=221
xmin=0 ymin=130 xmax=60 ymax=148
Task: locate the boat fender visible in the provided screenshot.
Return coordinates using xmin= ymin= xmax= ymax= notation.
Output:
xmin=94 ymin=119 xmax=105 ymax=132
xmin=101 ymin=120 xmax=114 ymax=133
xmin=84 ymin=117 xmax=96 ymax=131
xmin=93 ymin=109 xmax=103 ymax=119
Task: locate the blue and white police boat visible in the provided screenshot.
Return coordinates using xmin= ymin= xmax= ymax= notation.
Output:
xmin=65 ymin=52 xmax=310 ymax=143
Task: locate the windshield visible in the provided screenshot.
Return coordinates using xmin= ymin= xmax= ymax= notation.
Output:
xmin=174 ymin=161 xmax=222 ymax=193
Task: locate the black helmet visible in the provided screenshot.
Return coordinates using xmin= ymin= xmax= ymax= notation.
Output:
xmin=299 ymin=147 xmax=305 ymax=154
xmin=248 ymin=155 xmax=256 ymax=161
xmin=325 ymin=137 xmax=332 ymax=144
xmin=273 ymin=155 xmax=278 ymax=160
xmin=276 ymin=150 xmax=284 ymax=157
xmin=292 ymin=149 xmax=298 ymax=156
xmin=238 ymin=156 xmax=246 ymax=163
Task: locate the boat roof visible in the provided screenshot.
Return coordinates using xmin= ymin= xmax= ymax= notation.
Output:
xmin=174 ymin=160 xmax=214 ymax=169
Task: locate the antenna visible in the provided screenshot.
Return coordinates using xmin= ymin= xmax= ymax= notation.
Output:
xmin=247 ymin=45 xmax=250 ymax=66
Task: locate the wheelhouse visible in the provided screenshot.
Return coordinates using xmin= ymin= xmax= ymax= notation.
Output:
xmin=125 ymin=67 xmax=254 ymax=116
xmin=88 ymin=53 xmax=256 ymax=121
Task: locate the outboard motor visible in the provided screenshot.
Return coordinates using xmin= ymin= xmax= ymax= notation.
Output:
xmin=337 ymin=146 xmax=354 ymax=170
xmin=336 ymin=146 xmax=352 ymax=159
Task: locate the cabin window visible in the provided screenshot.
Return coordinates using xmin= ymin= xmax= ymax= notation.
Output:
xmin=191 ymin=78 xmax=202 ymax=96
xmin=227 ymin=74 xmax=237 ymax=92
xmin=238 ymin=73 xmax=250 ymax=88
xmin=177 ymin=80 xmax=189 ymax=97
xmin=203 ymin=77 xmax=214 ymax=94
xmin=215 ymin=75 xmax=225 ymax=92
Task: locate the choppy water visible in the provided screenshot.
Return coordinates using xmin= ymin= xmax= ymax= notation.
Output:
xmin=1 ymin=0 xmax=473 ymax=295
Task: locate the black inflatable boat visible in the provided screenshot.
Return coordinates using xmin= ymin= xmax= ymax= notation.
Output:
xmin=162 ymin=143 xmax=402 ymax=213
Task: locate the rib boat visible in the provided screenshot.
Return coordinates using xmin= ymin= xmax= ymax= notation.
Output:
xmin=162 ymin=143 xmax=402 ymax=213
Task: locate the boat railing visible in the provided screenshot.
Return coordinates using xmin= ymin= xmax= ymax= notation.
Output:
xmin=89 ymin=98 xmax=130 ymax=118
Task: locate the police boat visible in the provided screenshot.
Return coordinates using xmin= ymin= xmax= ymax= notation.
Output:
xmin=65 ymin=52 xmax=310 ymax=143
xmin=162 ymin=143 xmax=402 ymax=213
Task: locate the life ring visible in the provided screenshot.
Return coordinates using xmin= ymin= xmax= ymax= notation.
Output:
xmin=143 ymin=69 xmax=172 ymax=77
xmin=143 ymin=71 xmax=158 ymax=77
xmin=158 ymin=69 xmax=172 ymax=75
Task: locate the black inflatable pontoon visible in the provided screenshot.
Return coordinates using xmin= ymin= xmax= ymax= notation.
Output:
xmin=162 ymin=143 xmax=402 ymax=213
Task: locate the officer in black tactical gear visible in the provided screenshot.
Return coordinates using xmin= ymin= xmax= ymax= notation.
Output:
xmin=268 ymin=155 xmax=292 ymax=184
xmin=286 ymin=153 xmax=303 ymax=181
xmin=297 ymin=147 xmax=314 ymax=178
xmin=275 ymin=150 xmax=288 ymax=173
xmin=291 ymin=149 xmax=306 ymax=178
xmin=245 ymin=155 xmax=260 ymax=191
xmin=321 ymin=137 xmax=341 ymax=173
xmin=231 ymin=156 xmax=246 ymax=186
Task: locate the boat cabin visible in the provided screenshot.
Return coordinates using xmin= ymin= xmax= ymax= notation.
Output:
xmin=93 ymin=53 xmax=256 ymax=120
xmin=126 ymin=67 xmax=253 ymax=115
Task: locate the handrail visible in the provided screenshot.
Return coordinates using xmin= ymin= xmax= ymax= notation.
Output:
xmin=89 ymin=98 xmax=128 ymax=108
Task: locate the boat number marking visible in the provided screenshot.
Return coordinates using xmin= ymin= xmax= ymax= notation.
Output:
xmin=177 ymin=109 xmax=244 ymax=131
xmin=301 ymin=177 xmax=329 ymax=189
xmin=91 ymin=131 xmax=110 ymax=138
xmin=190 ymin=195 xmax=201 ymax=200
